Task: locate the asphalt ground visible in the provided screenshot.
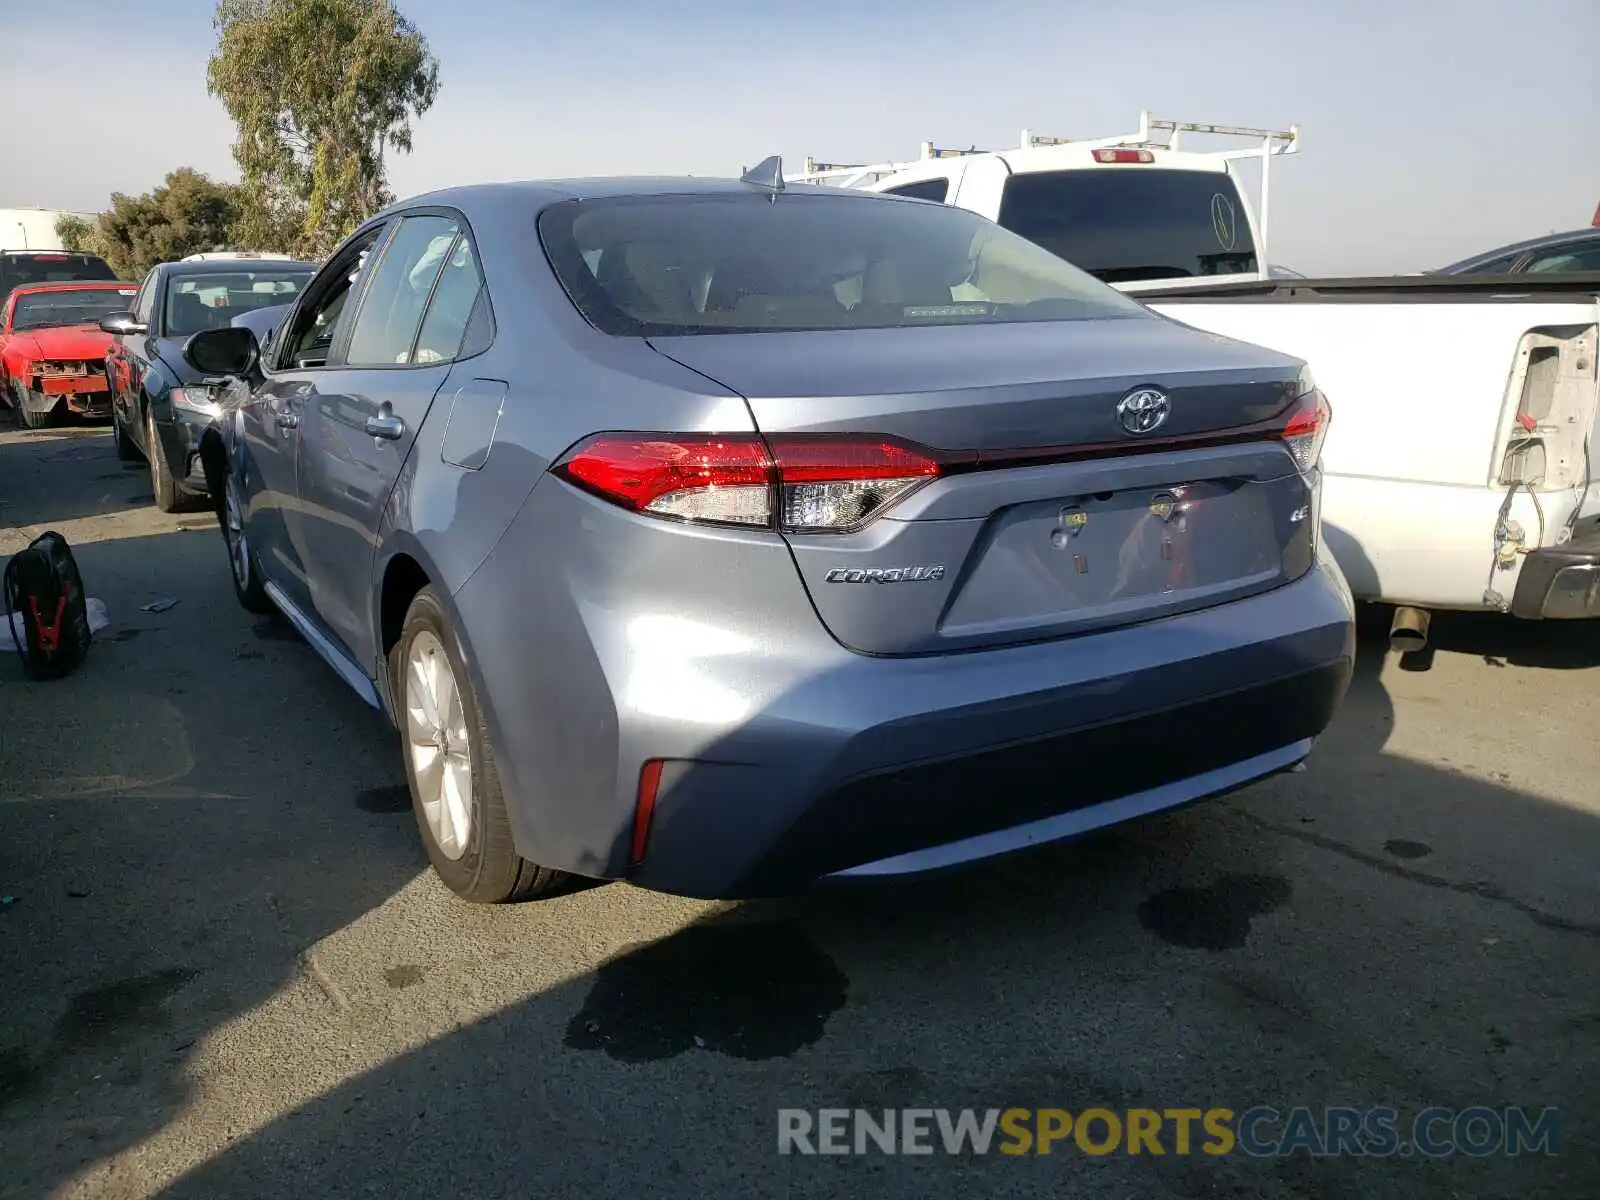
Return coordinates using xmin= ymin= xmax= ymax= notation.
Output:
xmin=1 ymin=416 xmax=1597 ymax=1199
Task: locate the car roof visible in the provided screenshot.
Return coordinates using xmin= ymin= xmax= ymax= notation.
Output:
xmin=380 ymin=176 xmax=876 ymax=223
xmin=161 ymin=257 xmax=319 ymax=277
xmin=1442 ymin=227 xmax=1600 ymax=270
xmin=1 ymin=249 xmax=107 ymax=258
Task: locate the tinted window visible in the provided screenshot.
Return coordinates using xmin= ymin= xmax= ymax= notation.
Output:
xmin=346 ymin=215 xmax=460 ymax=365
xmin=11 ymin=287 xmax=140 ymax=330
xmin=1449 ymin=252 xmax=1520 ymax=275
xmin=1524 ymin=243 xmax=1600 ymax=273
xmin=165 ymin=269 xmax=314 ymax=337
xmin=281 ymin=239 xmax=377 ymax=369
xmin=413 ymin=236 xmax=485 ymax=363
xmin=134 ymin=273 xmax=157 ymax=323
xmin=1 ymin=252 xmax=117 ymax=293
xmin=538 ymin=193 xmax=1145 ymax=337
xmin=996 ymin=168 xmax=1257 ymax=284
xmin=883 ymin=178 xmax=950 ymax=203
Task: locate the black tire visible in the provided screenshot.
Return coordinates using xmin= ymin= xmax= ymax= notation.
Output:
xmin=146 ymin=405 xmax=185 ymax=512
xmin=113 ymin=408 xmax=140 ymax=461
xmin=19 ymin=390 xmax=56 ymax=429
xmin=390 ymin=587 xmax=568 ymax=904
xmin=219 ymin=466 xmax=274 ymax=615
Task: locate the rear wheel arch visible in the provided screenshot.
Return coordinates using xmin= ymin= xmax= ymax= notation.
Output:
xmin=380 ymin=552 xmax=433 ymax=662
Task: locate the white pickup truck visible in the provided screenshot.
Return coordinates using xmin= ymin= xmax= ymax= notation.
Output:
xmin=788 ymin=116 xmax=1600 ymax=645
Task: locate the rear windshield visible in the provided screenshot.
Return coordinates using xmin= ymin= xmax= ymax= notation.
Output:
xmin=996 ymin=169 xmax=1258 ymax=284
xmin=1 ymin=252 xmax=117 ymax=293
xmin=11 ymin=287 xmax=138 ymax=331
xmin=537 ymin=192 xmax=1147 ymax=336
xmin=165 ymin=269 xmax=314 ymax=337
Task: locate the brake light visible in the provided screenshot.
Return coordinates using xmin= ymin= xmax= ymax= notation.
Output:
xmin=31 ymin=254 xmax=68 ymax=262
xmin=1092 ymin=149 xmax=1155 ymax=164
xmin=553 ymin=433 xmax=945 ymax=533
xmin=1282 ymin=388 xmax=1331 ymax=472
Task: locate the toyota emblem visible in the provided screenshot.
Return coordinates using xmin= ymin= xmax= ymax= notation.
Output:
xmin=1116 ymin=387 xmax=1171 ymax=435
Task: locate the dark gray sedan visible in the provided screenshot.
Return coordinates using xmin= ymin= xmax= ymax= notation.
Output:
xmin=183 ymin=175 xmax=1355 ymax=905
xmin=99 ymin=257 xmax=317 ymax=510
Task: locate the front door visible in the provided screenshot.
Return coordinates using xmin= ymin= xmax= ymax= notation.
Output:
xmin=292 ymin=213 xmax=468 ymax=669
xmin=240 ymin=230 xmax=387 ymax=617
xmin=110 ymin=270 xmax=160 ymax=442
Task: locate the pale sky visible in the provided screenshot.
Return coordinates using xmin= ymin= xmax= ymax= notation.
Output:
xmin=2 ymin=0 xmax=1595 ymax=275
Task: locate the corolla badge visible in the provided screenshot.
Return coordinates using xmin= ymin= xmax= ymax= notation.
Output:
xmin=1116 ymin=387 xmax=1171 ymax=435
xmin=824 ymin=566 xmax=945 ymax=583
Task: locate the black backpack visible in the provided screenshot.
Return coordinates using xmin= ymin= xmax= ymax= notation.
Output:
xmin=4 ymin=531 xmax=93 ymax=680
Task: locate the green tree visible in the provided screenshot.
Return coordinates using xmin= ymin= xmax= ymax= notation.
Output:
xmin=208 ymin=0 xmax=440 ymax=260
xmin=54 ymin=214 xmax=94 ymax=253
xmin=85 ymin=169 xmax=242 ymax=279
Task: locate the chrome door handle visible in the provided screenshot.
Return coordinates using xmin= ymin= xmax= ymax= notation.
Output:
xmin=275 ymin=410 xmax=299 ymax=430
xmin=366 ymin=412 xmax=405 ymax=441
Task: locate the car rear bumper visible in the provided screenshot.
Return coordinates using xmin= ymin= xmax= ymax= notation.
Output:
xmin=1510 ymin=529 xmax=1600 ymax=619
xmin=454 ymin=483 xmax=1356 ymax=900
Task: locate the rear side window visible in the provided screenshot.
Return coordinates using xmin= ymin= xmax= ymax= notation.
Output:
xmin=537 ymin=192 xmax=1146 ymax=337
xmin=882 ymin=178 xmax=950 ymax=203
xmin=413 ymin=236 xmax=486 ymax=362
xmin=346 ymin=215 xmax=460 ymax=365
xmin=996 ymin=168 xmax=1258 ymax=284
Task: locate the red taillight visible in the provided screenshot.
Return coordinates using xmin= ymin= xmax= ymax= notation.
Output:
xmin=556 ymin=435 xmax=771 ymax=525
xmin=630 ymin=758 xmax=665 ymax=866
xmin=1092 ymin=149 xmax=1155 ymax=164
xmin=30 ymin=254 xmax=68 ymax=262
xmin=553 ymin=433 xmax=945 ymax=533
xmin=1282 ymin=388 xmax=1331 ymax=471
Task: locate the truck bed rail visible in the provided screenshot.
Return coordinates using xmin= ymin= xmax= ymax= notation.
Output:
xmin=1137 ymin=272 xmax=1600 ymax=304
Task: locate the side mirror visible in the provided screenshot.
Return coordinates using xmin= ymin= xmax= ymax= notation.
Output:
xmin=183 ymin=326 xmax=260 ymax=378
xmin=99 ymin=311 xmax=147 ymax=336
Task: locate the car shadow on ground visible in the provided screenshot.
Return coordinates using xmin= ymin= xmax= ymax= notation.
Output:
xmin=0 ymin=418 xmax=155 ymax=532
xmin=1 ymin=438 xmax=1596 ymax=1199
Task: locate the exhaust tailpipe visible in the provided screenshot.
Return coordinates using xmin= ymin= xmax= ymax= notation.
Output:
xmin=1390 ymin=606 xmax=1431 ymax=654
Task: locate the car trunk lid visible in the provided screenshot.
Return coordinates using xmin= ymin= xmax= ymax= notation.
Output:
xmin=649 ymin=317 xmax=1321 ymax=655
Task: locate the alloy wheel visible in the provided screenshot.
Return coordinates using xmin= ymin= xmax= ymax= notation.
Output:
xmin=404 ymin=629 xmax=474 ymax=861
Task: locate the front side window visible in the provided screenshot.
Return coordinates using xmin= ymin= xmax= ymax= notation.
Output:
xmin=537 ymin=192 xmax=1146 ymax=337
xmin=10 ymin=287 xmax=140 ymax=331
xmin=134 ymin=273 xmax=158 ymax=324
xmin=996 ymin=168 xmax=1259 ymax=284
xmin=165 ymin=269 xmax=314 ymax=338
xmin=279 ymin=239 xmax=378 ymax=369
xmin=346 ymin=215 xmax=461 ymax=365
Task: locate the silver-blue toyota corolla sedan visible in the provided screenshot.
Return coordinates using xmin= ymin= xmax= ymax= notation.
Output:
xmin=184 ymin=175 xmax=1355 ymax=904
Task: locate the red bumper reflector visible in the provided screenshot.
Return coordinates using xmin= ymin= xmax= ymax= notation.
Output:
xmin=631 ymin=759 xmax=666 ymax=866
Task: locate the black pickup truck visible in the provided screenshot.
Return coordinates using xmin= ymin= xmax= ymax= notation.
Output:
xmin=0 ymin=250 xmax=118 ymax=303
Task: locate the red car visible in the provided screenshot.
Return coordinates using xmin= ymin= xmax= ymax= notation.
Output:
xmin=1 ymin=280 xmax=139 ymax=427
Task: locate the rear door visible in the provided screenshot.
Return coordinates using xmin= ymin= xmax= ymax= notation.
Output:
xmin=292 ymin=211 xmax=470 ymax=666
